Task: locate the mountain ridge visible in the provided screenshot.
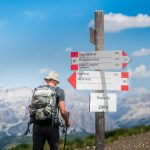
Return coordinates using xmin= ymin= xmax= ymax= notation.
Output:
xmin=0 ymin=86 xmax=150 ymax=136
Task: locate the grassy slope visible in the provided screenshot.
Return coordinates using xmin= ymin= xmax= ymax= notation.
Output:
xmin=8 ymin=125 xmax=150 ymax=150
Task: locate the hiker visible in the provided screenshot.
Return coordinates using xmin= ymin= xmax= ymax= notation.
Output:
xmin=29 ymin=71 xmax=70 ymax=150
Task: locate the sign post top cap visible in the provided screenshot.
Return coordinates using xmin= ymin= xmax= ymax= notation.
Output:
xmin=95 ymin=10 xmax=104 ymax=13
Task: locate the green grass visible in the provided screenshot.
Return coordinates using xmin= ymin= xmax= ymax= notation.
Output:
xmin=8 ymin=144 xmax=32 ymax=150
xmin=105 ymin=125 xmax=150 ymax=143
xmin=8 ymin=125 xmax=150 ymax=150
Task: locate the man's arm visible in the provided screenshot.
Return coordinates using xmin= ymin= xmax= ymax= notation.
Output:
xmin=59 ymin=101 xmax=70 ymax=127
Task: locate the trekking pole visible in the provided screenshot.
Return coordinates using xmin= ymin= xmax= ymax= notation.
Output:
xmin=63 ymin=112 xmax=70 ymax=150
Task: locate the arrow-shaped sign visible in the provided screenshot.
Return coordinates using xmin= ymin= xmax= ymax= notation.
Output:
xmin=68 ymin=71 xmax=129 ymax=91
xmin=71 ymin=50 xmax=130 ymax=70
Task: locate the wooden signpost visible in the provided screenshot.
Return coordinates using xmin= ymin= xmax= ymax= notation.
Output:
xmin=68 ymin=10 xmax=130 ymax=150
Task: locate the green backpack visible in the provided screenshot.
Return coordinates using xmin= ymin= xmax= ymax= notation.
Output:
xmin=30 ymin=85 xmax=58 ymax=122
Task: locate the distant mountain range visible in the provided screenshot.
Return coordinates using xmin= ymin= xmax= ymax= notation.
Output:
xmin=0 ymin=86 xmax=150 ymax=137
xmin=110 ymin=88 xmax=150 ymax=127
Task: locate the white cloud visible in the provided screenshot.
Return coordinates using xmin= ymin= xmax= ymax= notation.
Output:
xmin=0 ymin=21 xmax=7 ymax=29
xmin=129 ymin=87 xmax=149 ymax=95
xmin=88 ymin=13 xmax=150 ymax=32
xmin=38 ymin=68 xmax=49 ymax=74
xmin=88 ymin=20 xmax=94 ymax=28
xmin=23 ymin=11 xmax=46 ymax=20
xmin=118 ymin=87 xmax=150 ymax=100
xmin=65 ymin=47 xmax=73 ymax=52
xmin=129 ymin=65 xmax=150 ymax=78
xmin=133 ymin=48 xmax=150 ymax=57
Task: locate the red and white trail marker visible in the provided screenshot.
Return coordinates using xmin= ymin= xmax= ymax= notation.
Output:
xmin=68 ymin=71 xmax=129 ymax=91
xmin=71 ymin=50 xmax=130 ymax=71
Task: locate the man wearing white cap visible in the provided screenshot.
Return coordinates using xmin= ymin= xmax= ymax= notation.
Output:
xmin=29 ymin=71 xmax=70 ymax=150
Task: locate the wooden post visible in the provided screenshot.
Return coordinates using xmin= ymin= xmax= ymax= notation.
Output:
xmin=95 ymin=10 xmax=105 ymax=150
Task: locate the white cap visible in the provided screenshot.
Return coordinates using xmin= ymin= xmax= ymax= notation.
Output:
xmin=44 ymin=71 xmax=59 ymax=83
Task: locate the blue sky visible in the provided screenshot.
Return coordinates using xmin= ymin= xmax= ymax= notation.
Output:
xmin=0 ymin=0 xmax=150 ymax=91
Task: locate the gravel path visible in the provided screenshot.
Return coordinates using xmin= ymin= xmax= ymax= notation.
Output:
xmin=105 ymin=131 xmax=150 ymax=150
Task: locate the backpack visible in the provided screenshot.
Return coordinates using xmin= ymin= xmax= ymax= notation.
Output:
xmin=24 ymin=85 xmax=65 ymax=135
xmin=30 ymin=85 xmax=58 ymax=122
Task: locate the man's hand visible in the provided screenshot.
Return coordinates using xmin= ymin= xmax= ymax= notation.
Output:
xmin=65 ymin=112 xmax=71 ymax=127
xmin=28 ymin=106 xmax=32 ymax=114
xmin=65 ymin=120 xmax=71 ymax=128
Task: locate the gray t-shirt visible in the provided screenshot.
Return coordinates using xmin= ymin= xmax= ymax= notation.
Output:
xmin=55 ymin=86 xmax=65 ymax=103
